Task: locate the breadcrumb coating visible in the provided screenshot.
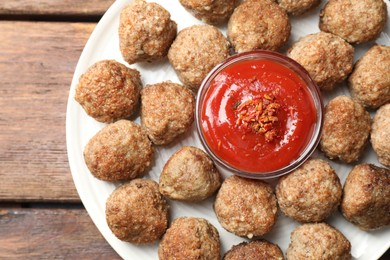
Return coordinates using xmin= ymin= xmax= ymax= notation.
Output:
xmin=287 ymin=223 xmax=351 ymax=259
xmin=84 ymin=120 xmax=153 ymax=181
xmin=179 ymin=0 xmax=236 ymax=24
xmin=228 ymin=0 xmax=290 ymax=53
xmin=371 ymin=104 xmax=390 ymax=167
xmin=119 ymin=0 xmax=177 ymax=64
xmin=349 ymin=45 xmax=390 ymax=109
xmin=341 ymin=164 xmax=390 ymax=230
xmin=75 ymin=60 xmax=141 ymax=123
xmin=106 ymin=179 xmax=169 ymax=244
xmin=276 ymin=159 xmax=342 ymax=223
xmin=158 ymin=217 xmax=220 ymax=259
xmin=141 ymin=81 xmax=195 ymax=145
xmin=287 ymin=32 xmax=354 ymax=91
xmin=320 ymin=96 xmax=371 ymax=163
xmin=168 ymin=25 xmax=230 ymax=92
xmin=159 ymin=146 xmax=222 ymax=201
xmin=223 ymin=240 xmax=284 ymax=260
xmin=214 ymin=175 xmax=277 ymax=238
xmin=320 ymin=0 xmax=387 ymax=44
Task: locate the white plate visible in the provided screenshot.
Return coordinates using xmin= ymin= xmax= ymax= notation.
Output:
xmin=66 ymin=0 xmax=390 ymax=259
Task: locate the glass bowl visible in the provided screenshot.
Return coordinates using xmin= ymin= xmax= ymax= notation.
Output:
xmin=195 ymin=50 xmax=323 ymax=179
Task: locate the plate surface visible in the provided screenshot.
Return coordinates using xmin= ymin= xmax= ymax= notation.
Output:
xmin=66 ymin=0 xmax=390 ymax=259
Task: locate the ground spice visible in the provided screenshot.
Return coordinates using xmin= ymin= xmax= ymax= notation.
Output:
xmin=234 ymin=94 xmax=281 ymax=142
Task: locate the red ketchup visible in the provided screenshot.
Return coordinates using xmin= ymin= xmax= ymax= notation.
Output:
xmin=200 ymin=59 xmax=317 ymax=173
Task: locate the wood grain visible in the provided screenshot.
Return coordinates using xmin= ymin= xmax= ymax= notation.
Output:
xmin=0 ymin=207 xmax=388 ymax=259
xmin=0 ymin=21 xmax=95 ymax=202
xmin=0 ymin=0 xmax=115 ymax=16
xmin=0 ymin=208 xmax=120 ymax=259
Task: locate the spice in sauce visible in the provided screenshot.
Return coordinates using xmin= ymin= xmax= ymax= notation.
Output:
xmin=200 ymin=58 xmax=317 ymax=173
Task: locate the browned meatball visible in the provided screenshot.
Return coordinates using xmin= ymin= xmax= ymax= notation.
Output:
xmin=84 ymin=120 xmax=153 ymax=182
xmin=158 ymin=217 xmax=220 ymax=260
xmin=349 ymin=45 xmax=390 ymax=109
xmin=228 ymin=0 xmax=290 ymax=53
xmin=105 ymin=179 xmax=169 ymax=244
xmin=287 ymin=223 xmax=351 ymax=259
xmin=341 ymin=164 xmax=390 ymax=230
xmin=75 ymin=60 xmax=141 ymax=123
xmin=276 ymin=159 xmax=342 ymax=223
xmin=277 ymin=0 xmax=321 ymax=15
xmin=141 ymin=81 xmax=195 ymax=145
xmin=287 ymin=32 xmax=354 ymax=91
xmin=168 ymin=25 xmax=230 ymax=92
xmin=320 ymin=96 xmax=371 ymax=163
xmin=119 ymin=0 xmax=177 ymax=64
xmin=214 ymin=175 xmax=278 ymax=238
xmin=179 ymin=0 xmax=236 ymax=24
xmin=159 ymin=146 xmax=222 ymax=201
xmin=319 ymin=0 xmax=387 ymax=44
xmin=371 ymin=104 xmax=390 ymax=166
xmin=223 ymin=240 xmax=284 ymax=260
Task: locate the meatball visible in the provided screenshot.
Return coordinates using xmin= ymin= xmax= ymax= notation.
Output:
xmin=341 ymin=164 xmax=390 ymax=230
xmin=349 ymin=45 xmax=390 ymax=109
xmin=286 ymin=223 xmax=351 ymax=259
xmin=228 ymin=0 xmax=290 ymax=53
xmin=223 ymin=240 xmax=284 ymax=260
xmin=277 ymin=0 xmax=321 ymax=15
xmin=75 ymin=60 xmax=141 ymax=123
xmin=320 ymin=96 xmax=371 ymax=163
xmin=371 ymin=104 xmax=390 ymax=166
xmin=276 ymin=159 xmax=342 ymax=223
xmin=214 ymin=175 xmax=278 ymax=238
xmin=105 ymin=179 xmax=169 ymax=244
xmin=287 ymin=32 xmax=354 ymax=91
xmin=119 ymin=0 xmax=177 ymax=64
xmin=158 ymin=217 xmax=220 ymax=260
xmin=168 ymin=25 xmax=230 ymax=92
xmin=141 ymin=81 xmax=195 ymax=145
xmin=319 ymin=0 xmax=387 ymax=44
xmin=159 ymin=146 xmax=222 ymax=201
xmin=179 ymin=0 xmax=236 ymax=24
xmin=84 ymin=120 xmax=153 ymax=182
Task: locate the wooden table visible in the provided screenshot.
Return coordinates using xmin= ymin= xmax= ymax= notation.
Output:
xmin=0 ymin=1 xmax=388 ymax=259
xmin=0 ymin=1 xmax=120 ymax=258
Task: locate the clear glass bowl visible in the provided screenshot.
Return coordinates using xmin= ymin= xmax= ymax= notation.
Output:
xmin=195 ymin=50 xmax=323 ymax=179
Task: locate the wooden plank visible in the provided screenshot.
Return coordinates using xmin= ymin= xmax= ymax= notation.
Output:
xmin=0 ymin=207 xmax=388 ymax=259
xmin=0 ymin=208 xmax=120 ymax=258
xmin=0 ymin=0 xmax=115 ymax=16
xmin=0 ymin=21 xmax=95 ymax=202
xmin=381 ymin=251 xmax=390 ymax=260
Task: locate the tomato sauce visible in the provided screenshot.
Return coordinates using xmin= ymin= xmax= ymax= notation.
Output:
xmin=200 ymin=59 xmax=317 ymax=173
